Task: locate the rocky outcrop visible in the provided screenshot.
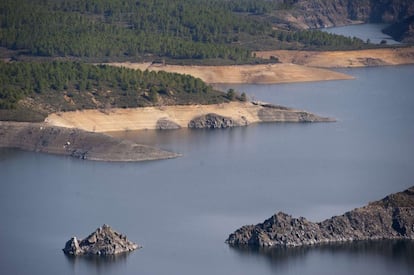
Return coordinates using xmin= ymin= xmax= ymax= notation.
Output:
xmin=0 ymin=121 xmax=179 ymax=161
xmin=257 ymin=103 xmax=333 ymax=123
xmin=156 ymin=118 xmax=181 ymax=130
xmin=383 ymin=15 xmax=414 ymax=43
xmin=187 ymin=104 xmax=333 ymax=129
xmin=188 ymin=113 xmax=248 ymax=129
xmin=226 ymin=186 xmax=414 ymax=248
xmin=63 ymin=224 xmax=140 ymax=256
xmin=275 ymin=0 xmax=414 ymax=33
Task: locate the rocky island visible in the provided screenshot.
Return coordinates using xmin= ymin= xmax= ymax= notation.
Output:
xmin=63 ymin=224 xmax=140 ymax=256
xmin=226 ymin=186 xmax=414 ymax=248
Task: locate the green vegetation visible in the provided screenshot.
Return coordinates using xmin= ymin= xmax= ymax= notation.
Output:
xmin=0 ymin=0 xmax=371 ymax=63
xmin=0 ymin=61 xmax=230 ymax=120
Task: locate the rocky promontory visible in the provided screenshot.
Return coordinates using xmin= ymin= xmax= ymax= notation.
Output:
xmin=63 ymin=224 xmax=140 ymax=256
xmin=0 ymin=121 xmax=179 ymax=161
xmin=226 ymin=186 xmax=414 ymax=248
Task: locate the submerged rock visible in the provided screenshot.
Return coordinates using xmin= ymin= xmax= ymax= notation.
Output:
xmin=226 ymin=186 xmax=414 ymax=248
xmin=63 ymin=224 xmax=140 ymax=256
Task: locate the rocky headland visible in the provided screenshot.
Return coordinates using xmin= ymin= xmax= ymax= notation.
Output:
xmin=0 ymin=102 xmax=333 ymax=161
xmin=226 ymin=186 xmax=414 ymax=248
xmin=0 ymin=121 xmax=179 ymax=161
xmin=63 ymin=224 xmax=140 ymax=256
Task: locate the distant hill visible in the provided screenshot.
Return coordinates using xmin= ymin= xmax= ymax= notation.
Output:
xmin=1 ymin=0 xmax=393 ymax=64
xmin=269 ymin=0 xmax=414 ymax=42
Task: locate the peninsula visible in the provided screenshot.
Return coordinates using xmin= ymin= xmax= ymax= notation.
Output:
xmin=226 ymin=186 xmax=414 ymax=248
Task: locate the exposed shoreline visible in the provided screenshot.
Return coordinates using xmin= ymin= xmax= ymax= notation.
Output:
xmin=105 ymin=62 xmax=354 ymax=84
xmin=44 ymin=101 xmax=334 ymax=133
xmin=254 ymin=47 xmax=414 ymax=68
xmin=1 ymin=102 xmax=333 ymax=161
xmin=0 ymin=121 xmax=179 ymax=162
xmin=106 ymin=47 xmax=414 ymax=84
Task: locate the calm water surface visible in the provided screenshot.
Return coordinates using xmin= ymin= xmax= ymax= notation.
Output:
xmin=1 ymin=65 xmax=414 ymax=274
xmin=321 ymin=23 xmax=400 ymax=45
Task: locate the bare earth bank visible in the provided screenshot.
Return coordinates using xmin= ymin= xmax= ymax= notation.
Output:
xmin=106 ymin=48 xmax=414 ymax=84
xmin=45 ymin=102 xmax=334 ymax=133
xmin=106 ymin=62 xmax=354 ymax=84
xmin=254 ymin=47 xmax=414 ymax=68
xmin=0 ymin=121 xmax=179 ymax=161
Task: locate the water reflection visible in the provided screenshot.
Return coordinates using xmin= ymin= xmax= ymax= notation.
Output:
xmin=230 ymin=240 xmax=414 ymax=270
xmin=64 ymin=252 xmax=130 ymax=274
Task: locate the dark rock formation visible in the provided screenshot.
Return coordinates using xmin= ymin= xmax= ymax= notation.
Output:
xmin=256 ymin=103 xmax=334 ymax=123
xmin=156 ymin=118 xmax=181 ymax=130
xmin=0 ymin=122 xmax=179 ymax=161
xmin=383 ymin=15 xmax=414 ymax=43
xmin=281 ymin=0 xmax=414 ymax=29
xmin=226 ymin=186 xmax=414 ymax=248
xmin=63 ymin=224 xmax=140 ymax=256
xmin=188 ymin=113 xmax=247 ymax=129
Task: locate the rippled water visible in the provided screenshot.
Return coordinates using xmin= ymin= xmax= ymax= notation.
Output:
xmin=1 ymin=64 xmax=413 ymax=275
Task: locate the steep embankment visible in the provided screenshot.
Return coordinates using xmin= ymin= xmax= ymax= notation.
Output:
xmin=226 ymin=186 xmax=414 ymax=248
xmin=0 ymin=121 xmax=178 ymax=161
xmin=383 ymin=15 xmax=414 ymax=44
xmin=44 ymin=102 xmax=334 ymax=132
xmin=255 ymin=47 xmax=414 ymax=68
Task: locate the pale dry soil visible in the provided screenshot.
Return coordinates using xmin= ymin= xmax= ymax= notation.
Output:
xmin=105 ymin=47 xmax=414 ymax=84
xmin=45 ymin=102 xmax=265 ymax=132
xmin=45 ymin=101 xmax=330 ymax=133
xmin=106 ymin=62 xmax=354 ymax=84
xmin=254 ymin=47 xmax=414 ymax=68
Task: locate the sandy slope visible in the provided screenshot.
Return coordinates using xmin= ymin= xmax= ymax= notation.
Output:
xmin=45 ymin=102 xmax=262 ymax=132
xmin=106 ymin=47 xmax=414 ymax=84
xmin=254 ymin=47 xmax=414 ymax=68
xmin=44 ymin=102 xmax=331 ymax=133
xmin=106 ymin=62 xmax=353 ymax=84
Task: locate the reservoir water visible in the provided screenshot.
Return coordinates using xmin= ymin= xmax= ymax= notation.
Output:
xmin=321 ymin=23 xmax=400 ymax=45
xmin=1 ymin=64 xmax=414 ymax=274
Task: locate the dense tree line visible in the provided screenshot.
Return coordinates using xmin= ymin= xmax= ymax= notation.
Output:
xmin=0 ymin=0 xmax=262 ymax=61
xmin=0 ymin=0 xmax=370 ymax=62
xmin=272 ymin=29 xmax=365 ymax=49
xmin=0 ymin=61 xmax=228 ymax=110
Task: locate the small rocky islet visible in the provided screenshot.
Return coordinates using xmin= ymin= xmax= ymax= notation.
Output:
xmin=226 ymin=186 xmax=414 ymax=248
xmin=63 ymin=224 xmax=140 ymax=256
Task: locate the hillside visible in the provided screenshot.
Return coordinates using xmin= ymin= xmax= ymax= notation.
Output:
xmin=0 ymin=61 xmax=232 ymax=122
xmin=268 ymin=0 xmax=414 ymax=42
xmin=1 ymin=0 xmax=395 ymax=65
